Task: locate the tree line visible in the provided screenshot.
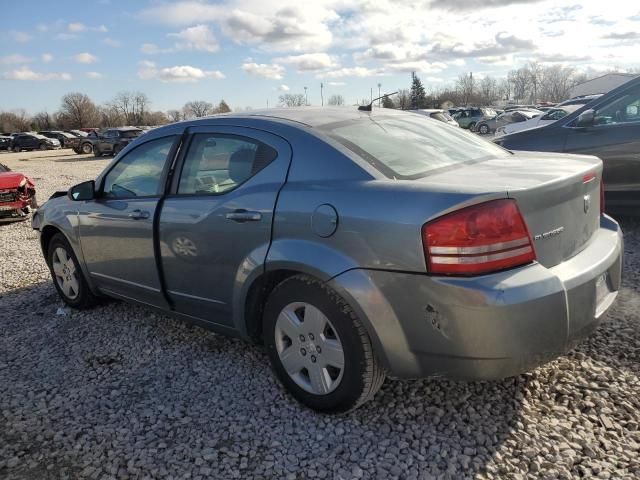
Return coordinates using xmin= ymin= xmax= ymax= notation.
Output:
xmin=385 ymin=64 xmax=639 ymax=110
xmin=0 ymin=92 xmax=231 ymax=133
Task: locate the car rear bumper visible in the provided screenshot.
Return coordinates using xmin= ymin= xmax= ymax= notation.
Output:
xmin=329 ymin=215 xmax=623 ymax=380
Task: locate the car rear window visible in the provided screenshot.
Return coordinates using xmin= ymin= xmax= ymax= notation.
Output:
xmin=319 ymin=115 xmax=509 ymax=179
xmin=429 ymin=112 xmax=451 ymax=123
xmin=121 ymin=130 xmax=142 ymax=138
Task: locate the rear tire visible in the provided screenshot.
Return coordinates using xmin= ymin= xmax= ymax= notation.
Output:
xmin=47 ymin=233 xmax=97 ymax=309
xmin=264 ymin=275 xmax=385 ymax=413
xmin=39 ymin=143 xmax=47 ymax=150
xmin=81 ymin=143 xmax=93 ymax=154
xmin=93 ymin=146 xmax=102 ymax=157
xmin=479 ymin=124 xmax=490 ymax=135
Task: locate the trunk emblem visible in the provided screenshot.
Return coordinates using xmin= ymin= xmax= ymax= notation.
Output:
xmin=584 ymin=194 xmax=591 ymax=214
xmin=533 ymin=226 xmax=564 ymax=241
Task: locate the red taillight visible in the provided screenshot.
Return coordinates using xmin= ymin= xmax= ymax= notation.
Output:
xmin=600 ymin=179 xmax=605 ymax=215
xmin=422 ymin=199 xmax=536 ymax=276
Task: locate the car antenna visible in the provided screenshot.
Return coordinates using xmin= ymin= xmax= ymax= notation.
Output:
xmin=358 ymin=91 xmax=398 ymax=111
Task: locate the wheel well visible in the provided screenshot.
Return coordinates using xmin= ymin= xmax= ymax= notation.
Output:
xmin=40 ymin=225 xmax=62 ymax=257
xmin=244 ymin=269 xmax=301 ymax=343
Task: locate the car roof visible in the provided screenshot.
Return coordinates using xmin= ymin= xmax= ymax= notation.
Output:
xmin=180 ymin=106 xmax=414 ymax=129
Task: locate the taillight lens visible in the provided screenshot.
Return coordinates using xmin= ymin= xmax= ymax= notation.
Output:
xmin=422 ymin=199 xmax=536 ymax=276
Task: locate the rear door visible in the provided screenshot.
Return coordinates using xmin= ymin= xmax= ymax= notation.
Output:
xmin=158 ymin=126 xmax=291 ymax=326
xmin=563 ymin=81 xmax=640 ymax=202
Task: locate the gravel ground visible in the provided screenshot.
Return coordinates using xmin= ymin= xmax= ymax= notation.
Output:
xmin=1 ymin=150 xmax=639 ymax=480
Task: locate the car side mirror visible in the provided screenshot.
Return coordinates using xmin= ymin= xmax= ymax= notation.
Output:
xmin=576 ymin=109 xmax=595 ymax=127
xmin=68 ymin=180 xmax=95 ymax=201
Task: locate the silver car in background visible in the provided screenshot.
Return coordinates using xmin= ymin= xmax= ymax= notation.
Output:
xmin=32 ymin=108 xmax=623 ymax=412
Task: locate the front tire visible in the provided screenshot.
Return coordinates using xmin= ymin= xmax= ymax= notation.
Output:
xmin=93 ymin=146 xmax=102 ymax=157
xmin=39 ymin=143 xmax=47 ymax=150
xmin=478 ymin=124 xmax=490 ymax=135
xmin=47 ymin=233 xmax=97 ymax=309
xmin=264 ymin=275 xmax=385 ymax=413
xmin=81 ymin=143 xmax=93 ymax=154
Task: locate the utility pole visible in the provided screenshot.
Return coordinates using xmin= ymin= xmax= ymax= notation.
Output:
xmin=370 ymin=87 xmax=373 ymax=104
xmin=304 ymin=86 xmax=308 ymax=105
xmin=377 ymin=83 xmax=381 ymax=107
xmin=320 ymin=82 xmax=324 ymax=106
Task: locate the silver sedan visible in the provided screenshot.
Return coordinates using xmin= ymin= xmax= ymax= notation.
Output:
xmin=32 ymin=107 xmax=623 ymax=412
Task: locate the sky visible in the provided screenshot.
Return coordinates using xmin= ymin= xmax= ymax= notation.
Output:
xmin=1 ymin=0 xmax=639 ymax=113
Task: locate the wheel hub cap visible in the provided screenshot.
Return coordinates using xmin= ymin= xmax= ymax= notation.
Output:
xmin=52 ymin=247 xmax=79 ymax=300
xmin=274 ymin=302 xmax=345 ymax=395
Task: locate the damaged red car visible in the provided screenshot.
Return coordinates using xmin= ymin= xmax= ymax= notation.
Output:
xmin=0 ymin=163 xmax=37 ymax=221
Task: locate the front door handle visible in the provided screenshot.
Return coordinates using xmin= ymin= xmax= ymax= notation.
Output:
xmin=225 ymin=209 xmax=262 ymax=222
xmin=128 ymin=209 xmax=150 ymax=220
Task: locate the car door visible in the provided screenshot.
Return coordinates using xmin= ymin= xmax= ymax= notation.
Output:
xmin=77 ymin=133 xmax=180 ymax=307
xmin=98 ymin=130 xmax=116 ymax=153
xmin=158 ymin=126 xmax=292 ymax=326
xmin=563 ymin=81 xmax=640 ymax=200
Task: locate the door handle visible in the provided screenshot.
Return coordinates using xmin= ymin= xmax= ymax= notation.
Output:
xmin=225 ymin=209 xmax=262 ymax=222
xmin=128 ymin=209 xmax=150 ymax=220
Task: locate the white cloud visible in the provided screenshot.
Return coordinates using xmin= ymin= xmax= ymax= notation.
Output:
xmin=41 ymin=53 xmax=54 ymax=63
xmin=278 ymin=84 xmax=290 ymax=91
xmin=85 ymin=71 xmax=103 ymax=79
xmin=2 ymin=66 xmax=71 ymax=81
xmin=68 ymin=22 xmax=87 ymax=32
xmin=274 ymin=53 xmax=337 ymax=72
xmin=323 ymin=67 xmax=383 ymax=79
xmin=1 ymin=54 xmax=33 ymax=65
xmin=10 ymin=31 xmax=32 ymax=43
xmin=328 ymin=81 xmax=346 ymax=86
xmin=140 ymin=1 xmax=226 ymax=25
xmin=97 ymin=25 xmax=108 ymax=33
xmin=103 ymin=37 xmax=121 ymax=47
xmin=138 ymin=61 xmax=225 ymax=82
xmin=55 ymin=33 xmax=77 ymax=41
xmin=241 ymin=62 xmax=285 ymax=80
xmin=141 ymin=43 xmax=165 ymax=54
xmin=169 ymin=24 xmax=218 ymax=52
xmin=74 ymin=52 xmax=98 ymax=64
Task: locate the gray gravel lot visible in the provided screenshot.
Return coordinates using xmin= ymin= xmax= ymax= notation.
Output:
xmin=1 ymin=150 xmax=639 ymax=479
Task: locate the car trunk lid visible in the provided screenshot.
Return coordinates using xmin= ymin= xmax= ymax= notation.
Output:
xmin=417 ymin=151 xmax=602 ymax=268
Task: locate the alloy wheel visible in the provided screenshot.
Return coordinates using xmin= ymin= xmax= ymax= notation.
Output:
xmin=51 ymin=247 xmax=80 ymax=300
xmin=274 ymin=302 xmax=345 ymax=395
xmin=172 ymin=236 xmax=198 ymax=257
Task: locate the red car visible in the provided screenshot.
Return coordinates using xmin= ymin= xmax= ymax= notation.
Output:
xmin=0 ymin=163 xmax=37 ymax=220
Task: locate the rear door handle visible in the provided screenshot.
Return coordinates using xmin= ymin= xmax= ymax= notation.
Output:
xmin=128 ymin=209 xmax=150 ymax=220
xmin=225 ymin=209 xmax=262 ymax=222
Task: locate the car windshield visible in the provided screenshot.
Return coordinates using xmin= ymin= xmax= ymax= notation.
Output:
xmin=121 ymin=130 xmax=142 ymax=138
xmin=429 ymin=112 xmax=452 ymax=122
xmin=320 ymin=114 xmax=509 ymax=179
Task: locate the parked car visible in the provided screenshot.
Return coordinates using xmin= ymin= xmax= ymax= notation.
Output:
xmin=33 ymin=107 xmax=622 ymax=412
xmin=66 ymin=130 xmax=88 ymax=138
xmin=412 ymin=109 xmax=459 ymax=127
xmin=453 ymin=107 xmax=497 ymax=130
xmin=496 ymin=106 xmax=580 ymax=137
xmin=475 ymin=110 xmax=542 ymax=135
xmin=495 ymin=76 xmax=640 ymax=212
xmin=0 ymin=136 xmax=11 ymax=150
xmin=92 ymin=127 xmax=144 ymax=157
xmin=38 ymin=131 xmax=80 ymax=149
xmin=0 ymin=162 xmax=36 ymax=220
xmin=11 ymin=133 xmax=60 ymax=151
xmin=74 ymin=131 xmax=99 ymax=154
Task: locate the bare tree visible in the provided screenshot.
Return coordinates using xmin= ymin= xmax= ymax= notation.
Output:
xmin=183 ymin=100 xmax=215 ymax=118
xmin=144 ymin=111 xmax=169 ymax=126
xmin=539 ymin=65 xmax=577 ymax=102
xmin=456 ymin=73 xmax=476 ymax=105
xmin=0 ymin=110 xmax=32 ymax=133
xmin=479 ymin=76 xmax=498 ymax=104
xmin=327 ymin=94 xmax=345 ymax=106
xmin=508 ymin=69 xmax=531 ymax=103
xmin=111 ymin=91 xmax=150 ymax=125
xmin=527 ymin=61 xmax=544 ymax=103
xmin=58 ymin=93 xmax=99 ymax=128
xmin=166 ymin=110 xmax=183 ymax=123
xmin=278 ymin=94 xmax=306 ymax=107
xmin=32 ymin=111 xmax=54 ymax=131
xmin=98 ymin=104 xmax=124 ymax=127
xmin=395 ymin=89 xmax=410 ymax=110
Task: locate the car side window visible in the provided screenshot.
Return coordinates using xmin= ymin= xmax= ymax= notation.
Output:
xmin=594 ymin=84 xmax=640 ymax=125
xmin=178 ymin=133 xmax=278 ymax=195
xmin=102 ymin=136 xmax=176 ymax=198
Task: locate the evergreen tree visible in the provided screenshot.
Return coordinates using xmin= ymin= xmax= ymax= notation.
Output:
xmin=410 ymin=72 xmax=427 ymax=109
xmin=381 ymin=95 xmax=395 ymax=109
xmin=217 ymin=100 xmax=231 ymax=113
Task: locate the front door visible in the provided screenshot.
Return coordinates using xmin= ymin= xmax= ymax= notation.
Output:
xmin=564 ymin=82 xmax=640 ymax=205
xmin=78 ymin=134 xmax=179 ymax=307
xmin=158 ymin=126 xmax=291 ymax=326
